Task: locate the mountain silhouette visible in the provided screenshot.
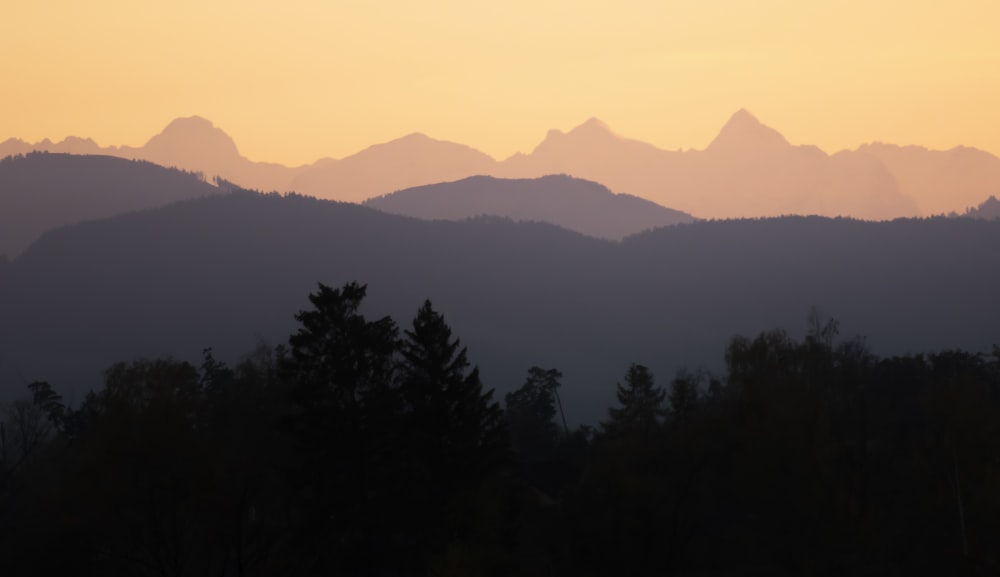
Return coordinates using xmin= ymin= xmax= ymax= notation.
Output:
xmin=2 ymin=191 xmax=998 ymax=424
xmin=706 ymin=108 xmax=792 ymax=153
xmin=503 ymin=112 xmax=920 ymax=220
xmin=290 ymin=133 xmax=498 ymax=202
xmin=957 ymin=195 xmax=1000 ymax=220
xmin=0 ymin=136 xmax=105 ymax=157
xmin=500 ymin=118 xmax=672 ymax=206
xmin=133 ymin=116 xmax=308 ymax=193
xmin=140 ymin=116 xmax=242 ymax=171
xmin=0 ymin=117 xmax=306 ymax=194
xmin=6 ymin=112 xmax=1000 ymax=219
xmin=857 ymin=143 xmax=1000 ymax=216
xmin=364 ymin=174 xmax=695 ymax=239
xmin=0 ymin=152 xmax=222 ymax=257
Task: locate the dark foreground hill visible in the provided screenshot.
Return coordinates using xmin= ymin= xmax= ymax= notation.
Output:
xmin=364 ymin=174 xmax=696 ymax=239
xmin=1 ymin=191 xmax=998 ymax=424
xmin=0 ymin=152 xmax=221 ymax=257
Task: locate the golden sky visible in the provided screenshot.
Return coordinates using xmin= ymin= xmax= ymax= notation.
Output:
xmin=2 ymin=0 xmax=998 ymax=165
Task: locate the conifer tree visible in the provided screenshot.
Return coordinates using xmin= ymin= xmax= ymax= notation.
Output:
xmin=668 ymin=369 xmax=701 ymax=423
xmin=604 ymin=363 xmax=665 ymax=439
xmin=399 ymin=300 xmax=507 ymax=485
xmin=505 ymin=366 xmax=562 ymax=461
xmin=396 ymin=300 xmax=509 ymax=569
xmin=281 ymin=282 xmax=402 ymax=573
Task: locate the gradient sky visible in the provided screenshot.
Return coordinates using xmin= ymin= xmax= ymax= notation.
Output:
xmin=2 ymin=0 xmax=998 ymax=165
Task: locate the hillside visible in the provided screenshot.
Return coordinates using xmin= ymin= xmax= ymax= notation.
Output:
xmin=364 ymin=174 xmax=696 ymax=239
xmin=0 ymin=152 xmax=222 ymax=257
xmin=957 ymin=195 xmax=1000 ymax=220
xmin=2 ymin=192 xmax=998 ymax=424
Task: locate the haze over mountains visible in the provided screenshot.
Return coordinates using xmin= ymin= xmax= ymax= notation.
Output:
xmin=0 ymin=153 xmax=222 ymax=257
xmin=958 ymin=195 xmax=1000 ymax=220
xmin=365 ymin=175 xmax=695 ymax=240
xmin=2 ymin=191 xmax=998 ymax=424
xmin=0 ymin=154 xmax=689 ymax=256
xmin=0 ymin=118 xmax=302 ymax=193
xmin=5 ymin=110 xmax=1000 ymax=220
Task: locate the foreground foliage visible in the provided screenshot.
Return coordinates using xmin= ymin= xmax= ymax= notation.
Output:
xmin=1 ymin=286 xmax=998 ymax=576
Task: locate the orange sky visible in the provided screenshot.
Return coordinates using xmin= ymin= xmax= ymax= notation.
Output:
xmin=2 ymin=0 xmax=998 ymax=166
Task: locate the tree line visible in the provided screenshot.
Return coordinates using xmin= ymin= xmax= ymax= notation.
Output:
xmin=1 ymin=283 xmax=999 ymax=576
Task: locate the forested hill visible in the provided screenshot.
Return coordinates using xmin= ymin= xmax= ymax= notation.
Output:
xmin=0 ymin=152 xmax=222 ymax=257
xmin=2 ymin=191 xmax=998 ymax=424
xmin=958 ymin=195 xmax=1000 ymax=220
xmin=364 ymin=174 xmax=696 ymax=240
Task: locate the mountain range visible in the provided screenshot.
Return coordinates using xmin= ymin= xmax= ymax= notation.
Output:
xmin=5 ymin=111 xmax=1000 ymax=220
xmin=2 ymin=191 xmax=997 ymax=424
xmin=0 ymin=154 xmax=690 ymax=256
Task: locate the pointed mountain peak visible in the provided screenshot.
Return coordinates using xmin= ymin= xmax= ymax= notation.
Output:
xmin=707 ymin=108 xmax=790 ymax=153
xmin=578 ymin=117 xmax=611 ymax=130
xmin=569 ymin=117 xmax=617 ymax=137
xmin=727 ymin=108 xmax=758 ymax=125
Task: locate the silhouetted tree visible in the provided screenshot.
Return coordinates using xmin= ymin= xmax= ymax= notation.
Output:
xmin=668 ymin=369 xmax=701 ymax=424
xmin=398 ymin=299 xmax=508 ymax=494
xmin=400 ymin=300 xmax=507 ymax=464
xmin=505 ymin=366 xmax=561 ymax=462
xmin=280 ymin=282 xmax=402 ymax=574
xmin=285 ymin=282 xmax=399 ymax=412
xmin=1 ymin=394 xmax=52 ymax=480
xmin=604 ymin=363 xmax=665 ymax=440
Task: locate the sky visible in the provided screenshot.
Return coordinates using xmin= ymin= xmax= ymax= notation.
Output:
xmin=2 ymin=0 xmax=998 ymax=166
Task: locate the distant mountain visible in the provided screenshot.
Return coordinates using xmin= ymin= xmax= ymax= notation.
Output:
xmin=957 ymin=195 xmax=1000 ymax=220
xmin=705 ymin=108 xmax=793 ymax=154
xmin=7 ymin=112 xmax=1000 ymax=219
xmin=2 ymin=191 xmax=998 ymax=425
xmin=0 ymin=117 xmax=306 ymax=193
xmin=290 ymin=133 xmax=498 ymax=203
xmin=364 ymin=174 xmax=695 ymax=239
xmin=136 ymin=117 xmax=305 ymax=192
xmin=857 ymin=143 xmax=1000 ymax=216
xmin=500 ymin=110 xmax=920 ymax=220
xmin=500 ymin=118 xmax=679 ymax=210
xmin=0 ymin=152 xmax=222 ymax=257
xmin=0 ymin=135 xmax=105 ymax=157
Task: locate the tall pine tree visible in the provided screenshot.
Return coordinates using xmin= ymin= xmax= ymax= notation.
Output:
xmin=399 ymin=300 xmax=507 ymax=487
xmin=397 ymin=300 xmax=509 ymax=569
xmin=604 ymin=363 xmax=665 ymax=440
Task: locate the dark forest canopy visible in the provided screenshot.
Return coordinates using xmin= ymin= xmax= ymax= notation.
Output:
xmin=1 ymin=190 xmax=998 ymax=424
xmin=1 ymin=282 xmax=998 ymax=576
